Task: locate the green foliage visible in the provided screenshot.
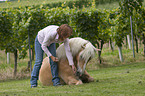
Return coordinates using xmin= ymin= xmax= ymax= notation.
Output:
xmin=119 ymin=0 xmax=143 ymax=16
xmin=1 ymin=7 xmax=72 ymax=59
xmin=112 ymin=13 xmax=129 ymax=47
xmin=73 ymin=8 xmax=111 ymax=47
xmin=0 ymin=0 xmax=145 ymax=59
xmin=74 ymin=9 xmax=99 ymax=45
xmin=4 ymin=9 xmax=30 ymax=53
xmin=44 ymin=7 xmax=69 ymax=26
xmin=27 ymin=7 xmax=47 ymax=58
xmin=118 ymin=0 xmax=145 ymax=48
xmin=97 ymin=9 xmax=111 ymax=43
xmin=112 ymin=0 xmax=145 ymax=47
xmin=0 ymin=10 xmax=13 ymax=51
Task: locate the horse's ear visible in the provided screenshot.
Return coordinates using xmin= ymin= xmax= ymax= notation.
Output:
xmin=96 ymin=49 xmax=101 ymax=51
xmin=81 ymin=45 xmax=85 ymax=49
xmin=81 ymin=42 xmax=89 ymax=49
xmin=92 ymin=45 xmax=101 ymax=52
xmin=57 ymin=28 xmax=60 ymax=34
xmin=93 ymin=47 xmax=101 ymax=51
xmin=83 ymin=42 xmax=88 ymax=46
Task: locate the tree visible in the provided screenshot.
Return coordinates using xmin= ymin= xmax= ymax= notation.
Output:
xmin=112 ymin=13 xmax=129 ymax=62
xmin=0 ymin=10 xmax=12 ymax=51
xmin=1 ymin=9 xmax=31 ymax=76
xmin=73 ymin=8 xmax=111 ymax=63
xmin=119 ymin=0 xmax=143 ymax=58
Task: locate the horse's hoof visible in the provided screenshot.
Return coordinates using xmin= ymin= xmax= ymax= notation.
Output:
xmin=76 ymin=80 xmax=83 ymax=85
xmin=88 ymin=77 xmax=94 ymax=82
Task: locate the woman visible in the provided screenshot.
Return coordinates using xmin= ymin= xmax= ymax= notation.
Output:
xmin=30 ymin=24 xmax=76 ymax=88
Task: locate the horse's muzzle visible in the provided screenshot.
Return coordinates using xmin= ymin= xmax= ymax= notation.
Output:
xmin=75 ymin=71 xmax=82 ymax=77
xmin=75 ymin=70 xmax=89 ymax=83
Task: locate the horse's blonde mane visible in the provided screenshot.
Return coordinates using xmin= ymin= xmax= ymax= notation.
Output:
xmin=56 ymin=37 xmax=96 ymax=60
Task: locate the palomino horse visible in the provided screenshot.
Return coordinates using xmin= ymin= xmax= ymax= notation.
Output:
xmin=39 ymin=37 xmax=96 ymax=86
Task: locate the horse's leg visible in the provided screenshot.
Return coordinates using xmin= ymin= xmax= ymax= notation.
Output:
xmin=39 ymin=57 xmax=65 ymax=86
xmin=83 ymin=70 xmax=94 ymax=82
xmin=67 ymin=76 xmax=83 ymax=85
xmin=58 ymin=59 xmax=83 ymax=85
xmin=39 ymin=57 xmax=53 ymax=86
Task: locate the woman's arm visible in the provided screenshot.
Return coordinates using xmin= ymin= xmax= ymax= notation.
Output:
xmin=64 ymin=38 xmax=76 ymax=73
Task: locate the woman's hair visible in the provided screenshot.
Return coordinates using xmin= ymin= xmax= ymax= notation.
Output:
xmin=57 ymin=24 xmax=73 ymax=40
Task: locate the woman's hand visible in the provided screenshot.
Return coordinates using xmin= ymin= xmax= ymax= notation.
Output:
xmin=71 ymin=65 xmax=77 ymax=74
xmin=50 ymin=56 xmax=59 ymax=62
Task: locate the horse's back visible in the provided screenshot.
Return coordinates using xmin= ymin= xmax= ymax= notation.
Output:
xmin=56 ymin=37 xmax=89 ymax=59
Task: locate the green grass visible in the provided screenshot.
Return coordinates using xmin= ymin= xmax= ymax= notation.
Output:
xmin=1 ymin=0 xmax=145 ymax=10
xmin=87 ymin=44 xmax=145 ymax=70
xmin=0 ymin=62 xmax=145 ymax=96
xmin=95 ymin=1 xmax=119 ymax=10
xmin=0 ymin=0 xmax=73 ymax=9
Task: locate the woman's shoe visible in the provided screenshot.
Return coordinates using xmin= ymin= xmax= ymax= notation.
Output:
xmin=31 ymin=86 xmax=37 ymax=88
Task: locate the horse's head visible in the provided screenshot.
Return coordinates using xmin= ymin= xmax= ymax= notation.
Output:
xmin=56 ymin=37 xmax=96 ymax=77
xmin=75 ymin=42 xmax=96 ymax=76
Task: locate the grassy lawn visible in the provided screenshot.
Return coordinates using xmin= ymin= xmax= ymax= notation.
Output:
xmin=0 ymin=0 xmax=145 ymax=9
xmin=0 ymin=0 xmax=74 ymax=9
xmin=0 ymin=61 xmax=145 ymax=96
